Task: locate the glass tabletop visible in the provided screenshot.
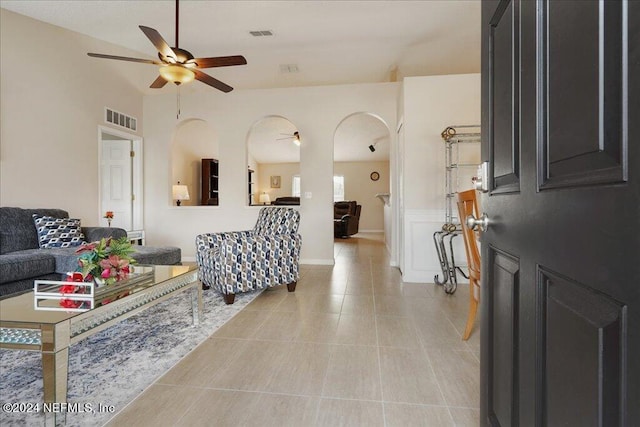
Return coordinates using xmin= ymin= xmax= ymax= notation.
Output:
xmin=0 ymin=265 xmax=197 ymax=326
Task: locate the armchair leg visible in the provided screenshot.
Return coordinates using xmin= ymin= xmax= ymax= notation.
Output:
xmin=202 ymin=282 xmax=211 ymax=290
xmin=223 ymin=293 xmax=235 ymax=305
xmin=287 ymin=282 xmax=297 ymax=292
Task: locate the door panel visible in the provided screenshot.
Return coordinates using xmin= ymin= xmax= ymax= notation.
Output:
xmin=481 ymin=0 xmax=639 ymax=425
xmin=487 ymin=248 xmax=520 ymax=427
xmin=538 ymin=267 xmax=626 ymax=427
xmin=489 ymin=0 xmax=520 ymax=193
xmin=540 ymin=0 xmax=627 ymax=189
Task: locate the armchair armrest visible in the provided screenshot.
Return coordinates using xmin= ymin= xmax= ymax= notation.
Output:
xmin=82 ymin=227 xmax=127 ymax=242
xmin=340 ymin=214 xmax=352 ymax=222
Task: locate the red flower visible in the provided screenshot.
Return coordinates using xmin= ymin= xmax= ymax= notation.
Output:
xmin=59 ymin=284 xmax=77 ymax=294
xmin=60 ymin=298 xmax=82 ymax=308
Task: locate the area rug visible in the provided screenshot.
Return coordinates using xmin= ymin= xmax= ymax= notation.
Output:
xmin=0 ymin=288 xmax=262 ymax=426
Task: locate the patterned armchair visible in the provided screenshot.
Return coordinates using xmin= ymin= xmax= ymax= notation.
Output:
xmin=195 ymin=207 xmax=301 ymax=304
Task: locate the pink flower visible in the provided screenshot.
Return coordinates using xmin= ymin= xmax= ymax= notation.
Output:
xmin=101 ymin=268 xmax=112 ymax=278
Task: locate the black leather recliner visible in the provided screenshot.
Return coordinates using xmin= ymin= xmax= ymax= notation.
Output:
xmin=333 ymin=201 xmax=361 ymax=238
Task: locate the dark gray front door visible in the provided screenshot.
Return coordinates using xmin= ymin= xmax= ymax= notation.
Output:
xmin=480 ymin=0 xmax=639 ymax=425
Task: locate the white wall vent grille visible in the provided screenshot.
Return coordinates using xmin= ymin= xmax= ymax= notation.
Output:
xmin=105 ymin=108 xmax=137 ymax=132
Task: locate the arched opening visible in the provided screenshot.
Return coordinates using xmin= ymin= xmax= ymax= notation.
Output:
xmin=246 ymin=115 xmax=300 ymax=206
xmin=170 ymin=119 xmax=218 ymax=206
xmin=333 ymin=112 xmax=391 ymax=243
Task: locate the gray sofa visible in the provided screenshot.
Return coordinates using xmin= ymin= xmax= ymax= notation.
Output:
xmin=0 ymin=207 xmax=181 ymax=297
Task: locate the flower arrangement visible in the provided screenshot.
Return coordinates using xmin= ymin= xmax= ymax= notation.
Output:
xmin=58 ymin=237 xmax=136 ymax=309
xmin=103 ymin=211 xmax=114 ymax=226
xmin=76 ymin=237 xmax=136 ymax=285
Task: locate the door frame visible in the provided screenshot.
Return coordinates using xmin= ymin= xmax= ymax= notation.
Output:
xmin=97 ymin=125 xmax=143 ymax=231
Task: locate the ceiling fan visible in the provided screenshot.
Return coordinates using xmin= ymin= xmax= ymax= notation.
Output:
xmin=277 ymin=131 xmax=301 ymax=146
xmin=87 ymin=0 xmax=246 ymax=92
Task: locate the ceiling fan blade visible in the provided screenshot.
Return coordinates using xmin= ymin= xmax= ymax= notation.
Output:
xmin=193 ymin=55 xmax=247 ymax=68
xmin=193 ymin=69 xmax=233 ymax=93
xmin=139 ymin=25 xmax=177 ymax=61
xmin=87 ymin=52 xmax=161 ymax=65
xmin=150 ymin=75 xmax=168 ymax=89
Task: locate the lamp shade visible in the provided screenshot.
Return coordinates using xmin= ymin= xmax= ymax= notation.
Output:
xmin=259 ymin=192 xmax=271 ymax=204
xmin=172 ymin=184 xmax=190 ymax=201
xmin=159 ymin=65 xmax=195 ymax=85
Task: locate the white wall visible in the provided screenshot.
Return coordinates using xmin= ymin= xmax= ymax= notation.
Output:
xmin=0 ymin=9 xmax=145 ymax=225
xmin=399 ymin=74 xmax=481 ymax=282
xmin=142 ymin=83 xmax=398 ymax=263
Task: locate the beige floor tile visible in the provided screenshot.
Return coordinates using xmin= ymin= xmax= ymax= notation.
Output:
xmin=156 ymin=337 xmax=245 ymax=386
xmin=276 ymin=293 xmax=345 ymax=314
xmin=449 ymin=407 xmax=481 ymax=426
xmin=251 ymin=311 xmax=302 ymax=341
xmin=212 ymin=309 xmax=272 ymax=339
xmin=242 ymin=393 xmax=320 ymax=427
xmin=383 ymin=402 xmax=454 ymax=427
xmin=374 ymin=295 xmax=413 ymax=316
xmin=412 ymin=312 xmax=469 ymax=350
xmin=264 ymin=342 xmax=332 ymax=395
xmin=379 ymin=346 xmax=445 ymax=405
xmin=315 ymin=398 xmax=384 ymax=427
xmin=106 ymin=384 xmax=200 ymax=426
xmin=174 ymin=389 xmax=257 ymax=426
xmin=376 ymin=315 xmax=421 ymax=348
xmin=345 ymin=281 xmax=373 ymax=296
xmin=428 ymin=349 xmax=480 ymax=408
xmin=322 ymin=345 xmax=381 ymax=400
xmin=341 ymin=294 xmax=375 ymax=315
xmin=244 ymin=290 xmax=287 ymax=311
xmin=208 ymin=340 xmax=284 ymax=391
xmin=333 ymin=314 xmax=377 ymax=345
xmin=294 ymin=312 xmax=340 ymax=343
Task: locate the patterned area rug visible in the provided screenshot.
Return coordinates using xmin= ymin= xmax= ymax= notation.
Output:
xmin=0 ymin=288 xmax=261 ymax=426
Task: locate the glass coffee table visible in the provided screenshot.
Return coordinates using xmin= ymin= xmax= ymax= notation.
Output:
xmin=0 ymin=265 xmax=202 ymax=426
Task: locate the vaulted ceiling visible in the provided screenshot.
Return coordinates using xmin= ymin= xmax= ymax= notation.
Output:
xmin=1 ymin=0 xmax=480 ymax=93
xmin=1 ymin=0 xmax=481 ymax=162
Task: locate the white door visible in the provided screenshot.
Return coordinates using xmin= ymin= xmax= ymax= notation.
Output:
xmin=101 ymin=140 xmax=133 ymax=230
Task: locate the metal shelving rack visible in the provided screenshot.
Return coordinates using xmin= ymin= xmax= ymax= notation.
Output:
xmin=434 ymin=125 xmax=481 ymax=293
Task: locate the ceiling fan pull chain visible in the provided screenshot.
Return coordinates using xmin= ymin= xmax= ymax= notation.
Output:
xmin=176 ymin=86 xmax=181 ymax=119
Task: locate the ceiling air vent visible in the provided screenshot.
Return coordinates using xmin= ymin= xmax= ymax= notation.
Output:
xmin=250 ymin=30 xmax=273 ymax=37
xmin=105 ymin=107 xmax=137 ymax=132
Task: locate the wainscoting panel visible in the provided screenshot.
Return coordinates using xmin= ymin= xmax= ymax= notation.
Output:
xmin=402 ymin=210 xmax=468 ymax=284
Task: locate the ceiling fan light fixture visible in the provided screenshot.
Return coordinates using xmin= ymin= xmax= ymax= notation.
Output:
xmin=159 ymin=64 xmax=195 ymax=85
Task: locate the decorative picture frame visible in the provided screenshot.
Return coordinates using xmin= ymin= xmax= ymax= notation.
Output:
xmin=270 ymin=175 xmax=281 ymax=188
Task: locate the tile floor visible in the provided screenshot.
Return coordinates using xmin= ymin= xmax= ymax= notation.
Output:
xmin=107 ymin=233 xmax=480 ymax=426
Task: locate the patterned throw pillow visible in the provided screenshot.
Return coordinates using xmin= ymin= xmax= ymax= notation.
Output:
xmin=32 ymin=215 xmax=86 ymax=248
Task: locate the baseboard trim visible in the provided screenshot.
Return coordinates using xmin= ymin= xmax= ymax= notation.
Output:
xmin=300 ymin=258 xmax=335 ymax=265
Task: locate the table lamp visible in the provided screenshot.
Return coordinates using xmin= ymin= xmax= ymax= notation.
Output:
xmin=172 ymin=182 xmax=190 ymax=206
xmin=259 ymin=192 xmax=271 ymax=205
